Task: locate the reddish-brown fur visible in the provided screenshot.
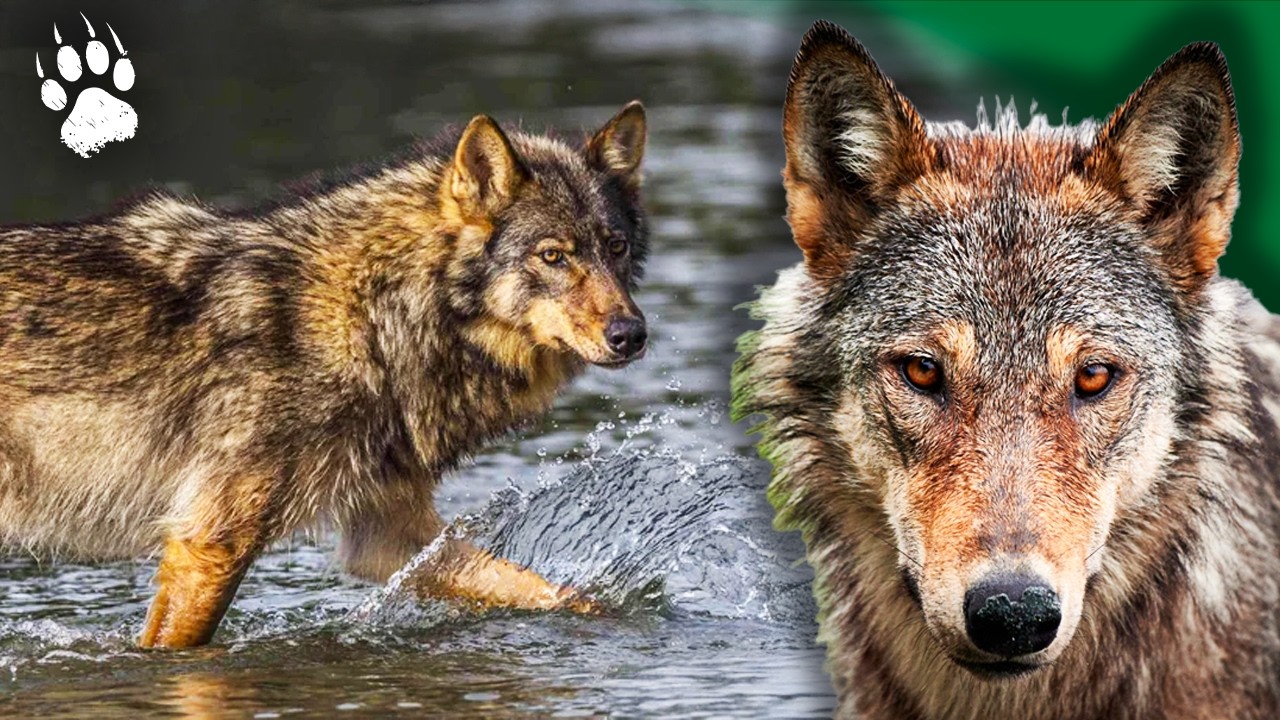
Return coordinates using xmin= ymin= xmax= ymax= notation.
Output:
xmin=735 ymin=22 xmax=1279 ymax=719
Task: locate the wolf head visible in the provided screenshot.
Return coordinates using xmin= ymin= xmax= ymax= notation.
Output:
xmin=740 ymin=22 xmax=1241 ymax=678
xmin=437 ymin=102 xmax=649 ymax=370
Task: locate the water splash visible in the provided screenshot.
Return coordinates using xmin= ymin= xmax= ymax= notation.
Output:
xmin=0 ymin=619 xmax=139 ymax=681
xmin=345 ymin=534 xmax=460 ymax=630
xmin=355 ymin=451 xmax=814 ymax=626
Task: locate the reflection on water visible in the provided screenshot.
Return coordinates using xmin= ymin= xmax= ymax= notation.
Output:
xmin=0 ymin=0 xmax=974 ymax=716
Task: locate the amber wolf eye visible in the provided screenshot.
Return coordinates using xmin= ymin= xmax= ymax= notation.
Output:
xmin=1074 ymin=363 xmax=1115 ymax=399
xmin=540 ymin=248 xmax=565 ymax=265
xmin=609 ymin=238 xmax=628 ymax=256
xmin=901 ymin=356 xmax=943 ymax=394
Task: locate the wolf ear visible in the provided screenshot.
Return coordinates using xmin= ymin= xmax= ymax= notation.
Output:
xmin=782 ymin=21 xmax=933 ymax=276
xmin=1084 ymin=42 xmax=1241 ymax=288
xmin=451 ymin=115 xmax=529 ymax=217
xmin=587 ymin=101 xmax=647 ymax=187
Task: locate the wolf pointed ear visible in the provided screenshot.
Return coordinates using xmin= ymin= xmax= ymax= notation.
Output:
xmin=782 ymin=21 xmax=934 ymax=275
xmin=587 ymin=101 xmax=647 ymax=187
xmin=1084 ymin=42 xmax=1241 ymax=288
xmin=451 ymin=115 xmax=529 ymax=217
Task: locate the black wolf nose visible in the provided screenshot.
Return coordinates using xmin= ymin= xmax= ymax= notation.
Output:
xmin=964 ymin=574 xmax=1061 ymax=657
xmin=605 ymin=316 xmax=647 ymax=357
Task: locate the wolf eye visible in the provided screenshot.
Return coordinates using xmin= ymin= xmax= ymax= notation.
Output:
xmin=540 ymin=249 xmax=565 ymax=265
xmin=1074 ymin=363 xmax=1115 ymax=399
xmin=900 ymin=356 xmax=943 ymax=394
xmin=609 ymin=238 xmax=628 ymax=256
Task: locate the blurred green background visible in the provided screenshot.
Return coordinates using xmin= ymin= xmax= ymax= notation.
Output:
xmin=706 ymin=0 xmax=1280 ymax=310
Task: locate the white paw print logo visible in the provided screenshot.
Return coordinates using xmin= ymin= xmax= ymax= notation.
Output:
xmin=36 ymin=14 xmax=137 ymax=158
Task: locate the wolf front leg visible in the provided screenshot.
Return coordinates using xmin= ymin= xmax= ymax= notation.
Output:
xmin=412 ymin=535 xmax=600 ymax=613
xmin=339 ymin=492 xmax=598 ymax=613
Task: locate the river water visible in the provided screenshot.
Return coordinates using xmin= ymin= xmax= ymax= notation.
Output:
xmin=0 ymin=1 xmax=981 ymax=716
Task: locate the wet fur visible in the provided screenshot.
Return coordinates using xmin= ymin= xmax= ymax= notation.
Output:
xmin=0 ymin=103 xmax=648 ymax=646
xmin=734 ymin=22 xmax=1280 ymax=719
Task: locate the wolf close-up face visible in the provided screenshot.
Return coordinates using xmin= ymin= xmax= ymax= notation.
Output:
xmin=772 ymin=24 xmax=1239 ymax=669
xmin=735 ymin=19 xmax=1278 ymax=717
xmin=442 ymin=101 xmax=649 ymax=372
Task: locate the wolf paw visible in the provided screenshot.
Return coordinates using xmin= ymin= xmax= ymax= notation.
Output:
xmin=36 ymin=14 xmax=137 ymax=158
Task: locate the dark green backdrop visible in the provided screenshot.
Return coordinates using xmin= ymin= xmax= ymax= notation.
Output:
xmin=714 ymin=0 xmax=1279 ymax=309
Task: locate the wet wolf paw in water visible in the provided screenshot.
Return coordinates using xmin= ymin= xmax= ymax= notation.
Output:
xmin=36 ymin=14 xmax=138 ymax=157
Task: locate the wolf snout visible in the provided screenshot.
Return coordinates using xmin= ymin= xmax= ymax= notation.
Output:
xmin=963 ymin=573 xmax=1062 ymax=658
xmin=604 ymin=315 xmax=647 ymax=360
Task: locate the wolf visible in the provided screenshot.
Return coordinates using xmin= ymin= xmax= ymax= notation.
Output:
xmin=0 ymin=101 xmax=649 ymax=649
xmin=733 ymin=20 xmax=1280 ymax=719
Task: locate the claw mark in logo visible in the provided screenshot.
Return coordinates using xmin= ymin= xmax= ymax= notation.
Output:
xmin=36 ymin=14 xmax=137 ymax=158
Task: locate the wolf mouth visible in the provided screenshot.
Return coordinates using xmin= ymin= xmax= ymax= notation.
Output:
xmin=593 ymin=354 xmax=642 ymax=369
xmin=953 ymin=659 xmax=1042 ymax=680
xmin=592 ymin=347 xmax=646 ymax=368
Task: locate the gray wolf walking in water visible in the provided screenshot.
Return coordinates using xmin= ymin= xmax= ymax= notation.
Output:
xmin=0 ymin=101 xmax=649 ymax=648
